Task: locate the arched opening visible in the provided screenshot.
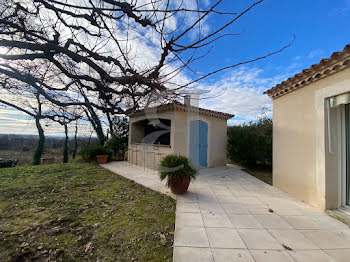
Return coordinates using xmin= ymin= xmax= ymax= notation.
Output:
xmin=131 ymin=118 xmax=171 ymax=146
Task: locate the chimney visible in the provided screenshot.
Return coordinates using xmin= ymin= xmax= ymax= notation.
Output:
xmin=184 ymin=95 xmax=191 ymax=106
xmin=184 ymin=94 xmax=200 ymax=107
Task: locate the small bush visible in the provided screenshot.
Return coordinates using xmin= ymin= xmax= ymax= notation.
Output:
xmin=80 ymin=145 xmax=113 ymax=161
xmin=227 ymin=117 xmax=272 ymax=168
xmin=0 ymin=159 xmax=18 ymax=168
xmin=105 ymin=134 xmax=128 ymax=156
xmin=159 ymin=155 xmax=197 ymax=185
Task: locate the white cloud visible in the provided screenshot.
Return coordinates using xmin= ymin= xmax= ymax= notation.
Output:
xmin=308 ymin=49 xmax=324 ymax=59
xmin=0 ymin=66 xmax=293 ymax=132
xmin=228 ymin=119 xmax=247 ymax=126
xmin=199 ymin=67 xmax=290 ymax=125
xmin=0 ymin=107 xmax=94 ymax=137
xmin=0 ymin=117 xmax=37 ymax=135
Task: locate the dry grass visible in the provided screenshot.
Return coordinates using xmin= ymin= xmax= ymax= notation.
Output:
xmin=0 ymin=148 xmax=65 ymax=166
xmin=0 ymin=163 xmax=175 ymax=262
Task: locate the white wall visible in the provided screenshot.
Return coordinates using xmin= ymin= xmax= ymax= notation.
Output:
xmin=273 ymin=67 xmax=350 ymax=209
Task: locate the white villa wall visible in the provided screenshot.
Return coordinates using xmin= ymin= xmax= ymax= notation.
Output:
xmin=273 ymin=67 xmax=350 ymax=209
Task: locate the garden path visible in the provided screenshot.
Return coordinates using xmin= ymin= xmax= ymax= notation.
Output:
xmin=101 ymin=162 xmax=350 ymax=262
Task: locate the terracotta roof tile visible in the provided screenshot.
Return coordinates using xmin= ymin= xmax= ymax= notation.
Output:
xmin=265 ymin=44 xmax=350 ymax=99
xmin=130 ymin=101 xmax=234 ymax=119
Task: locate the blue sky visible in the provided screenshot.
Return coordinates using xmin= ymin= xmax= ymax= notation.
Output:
xmin=197 ymin=0 xmax=350 ymax=78
xmin=1 ymin=0 xmax=350 ymax=134
xmin=199 ymin=0 xmax=350 ymax=124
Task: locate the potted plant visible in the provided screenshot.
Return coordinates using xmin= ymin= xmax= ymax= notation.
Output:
xmin=96 ymin=155 xmax=108 ymax=164
xmin=80 ymin=145 xmax=113 ymax=164
xmin=159 ymin=155 xmax=197 ymax=195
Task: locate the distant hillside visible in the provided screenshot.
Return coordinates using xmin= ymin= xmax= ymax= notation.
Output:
xmin=0 ymin=134 xmax=100 ymax=165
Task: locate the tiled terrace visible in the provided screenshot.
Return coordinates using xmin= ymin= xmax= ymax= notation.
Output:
xmin=102 ymin=162 xmax=350 ymax=262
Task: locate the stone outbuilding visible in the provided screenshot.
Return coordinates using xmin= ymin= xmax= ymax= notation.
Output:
xmin=265 ymin=44 xmax=350 ymax=214
xmin=128 ymin=101 xmax=234 ymax=169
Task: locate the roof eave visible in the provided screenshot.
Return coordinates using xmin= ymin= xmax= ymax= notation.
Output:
xmin=265 ymin=44 xmax=350 ymax=100
xmin=130 ymin=102 xmax=234 ymax=120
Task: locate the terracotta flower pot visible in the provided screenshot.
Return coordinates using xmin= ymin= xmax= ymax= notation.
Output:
xmin=168 ymin=176 xmax=190 ymax=195
xmin=41 ymin=157 xmax=56 ymax=164
xmin=96 ymin=155 xmax=108 ymax=164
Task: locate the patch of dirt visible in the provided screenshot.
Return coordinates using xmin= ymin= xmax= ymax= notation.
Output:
xmin=242 ymin=168 xmax=272 ymax=185
xmin=2 ymin=217 xmax=94 ymax=262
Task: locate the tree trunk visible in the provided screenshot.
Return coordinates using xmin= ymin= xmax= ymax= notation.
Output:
xmin=82 ymin=93 xmax=106 ymax=145
xmin=72 ymin=121 xmax=78 ymax=159
xmin=91 ymin=114 xmax=106 ymax=145
xmin=63 ymin=123 xmax=69 ymax=163
xmin=85 ymin=108 xmax=106 ymax=145
xmin=87 ymin=130 xmax=93 ymax=146
xmin=33 ymin=116 xmax=45 ymax=165
xmin=107 ymin=112 xmax=114 ymax=135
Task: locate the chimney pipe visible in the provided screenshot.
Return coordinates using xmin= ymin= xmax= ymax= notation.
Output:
xmin=184 ymin=95 xmax=191 ymax=106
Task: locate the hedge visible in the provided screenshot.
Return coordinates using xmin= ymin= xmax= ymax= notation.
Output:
xmin=227 ymin=117 xmax=272 ymax=167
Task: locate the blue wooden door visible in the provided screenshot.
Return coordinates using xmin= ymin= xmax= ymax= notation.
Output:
xmin=190 ymin=120 xmax=208 ymax=167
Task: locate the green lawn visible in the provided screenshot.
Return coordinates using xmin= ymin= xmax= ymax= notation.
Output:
xmin=0 ymin=163 xmax=176 ymax=262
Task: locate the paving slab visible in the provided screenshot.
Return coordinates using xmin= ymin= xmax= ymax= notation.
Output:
xmin=287 ymin=250 xmax=333 ymax=262
xmin=250 ymin=250 xmax=295 ymax=262
xmin=268 ymin=229 xmax=319 ymax=250
xmin=174 ymin=227 xmax=209 ymax=247
xmin=211 ymin=249 xmax=254 ymax=262
xmin=101 ymin=161 xmax=176 ymax=198
xmin=238 ymin=229 xmax=282 ymax=250
xmin=244 ymin=204 xmax=272 ymax=214
xmin=228 ymin=214 xmax=263 ymax=229
xmin=300 ymin=229 xmax=350 ymax=249
xmin=222 ymin=203 xmax=250 ymax=214
xmin=175 ymin=212 xmax=204 ymax=227
xmin=199 ymin=202 xmax=226 ymax=214
xmin=173 ymin=247 xmax=213 ymax=262
xmin=176 ymin=202 xmax=200 ymax=213
xmin=206 ymin=227 xmax=246 ymax=248
xmin=253 ymin=214 xmax=293 ymax=229
xmin=202 ymin=213 xmax=234 ymax=228
xmin=101 ymin=162 xmax=350 ymax=262
xmin=324 ymin=249 xmax=350 ymax=262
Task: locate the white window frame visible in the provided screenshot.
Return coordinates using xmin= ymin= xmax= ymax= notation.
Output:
xmin=340 ymin=104 xmax=350 ymax=212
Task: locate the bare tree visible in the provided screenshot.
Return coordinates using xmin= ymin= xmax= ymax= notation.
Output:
xmin=0 ymin=65 xmax=80 ymax=164
xmin=46 ymin=107 xmax=81 ymax=163
xmin=0 ymin=63 xmax=53 ymax=164
xmin=0 ymin=0 xmax=293 ymax=108
xmin=80 ymin=91 xmax=107 ymax=145
xmin=0 ymin=90 xmax=78 ymax=164
xmin=72 ymin=120 xmax=79 ymax=159
xmin=0 ymin=0 xmax=294 ymax=149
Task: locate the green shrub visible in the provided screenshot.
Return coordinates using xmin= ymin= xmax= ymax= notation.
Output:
xmin=227 ymin=117 xmax=272 ymax=168
xmin=159 ymin=155 xmax=197 ymax=185
xmin=0 ymin=159 xmax=18 ymax=168
xmin=80 ymin=145 xmax=113 ymax=161
xmin=105 ymin=134 xmax=128 ymax=156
